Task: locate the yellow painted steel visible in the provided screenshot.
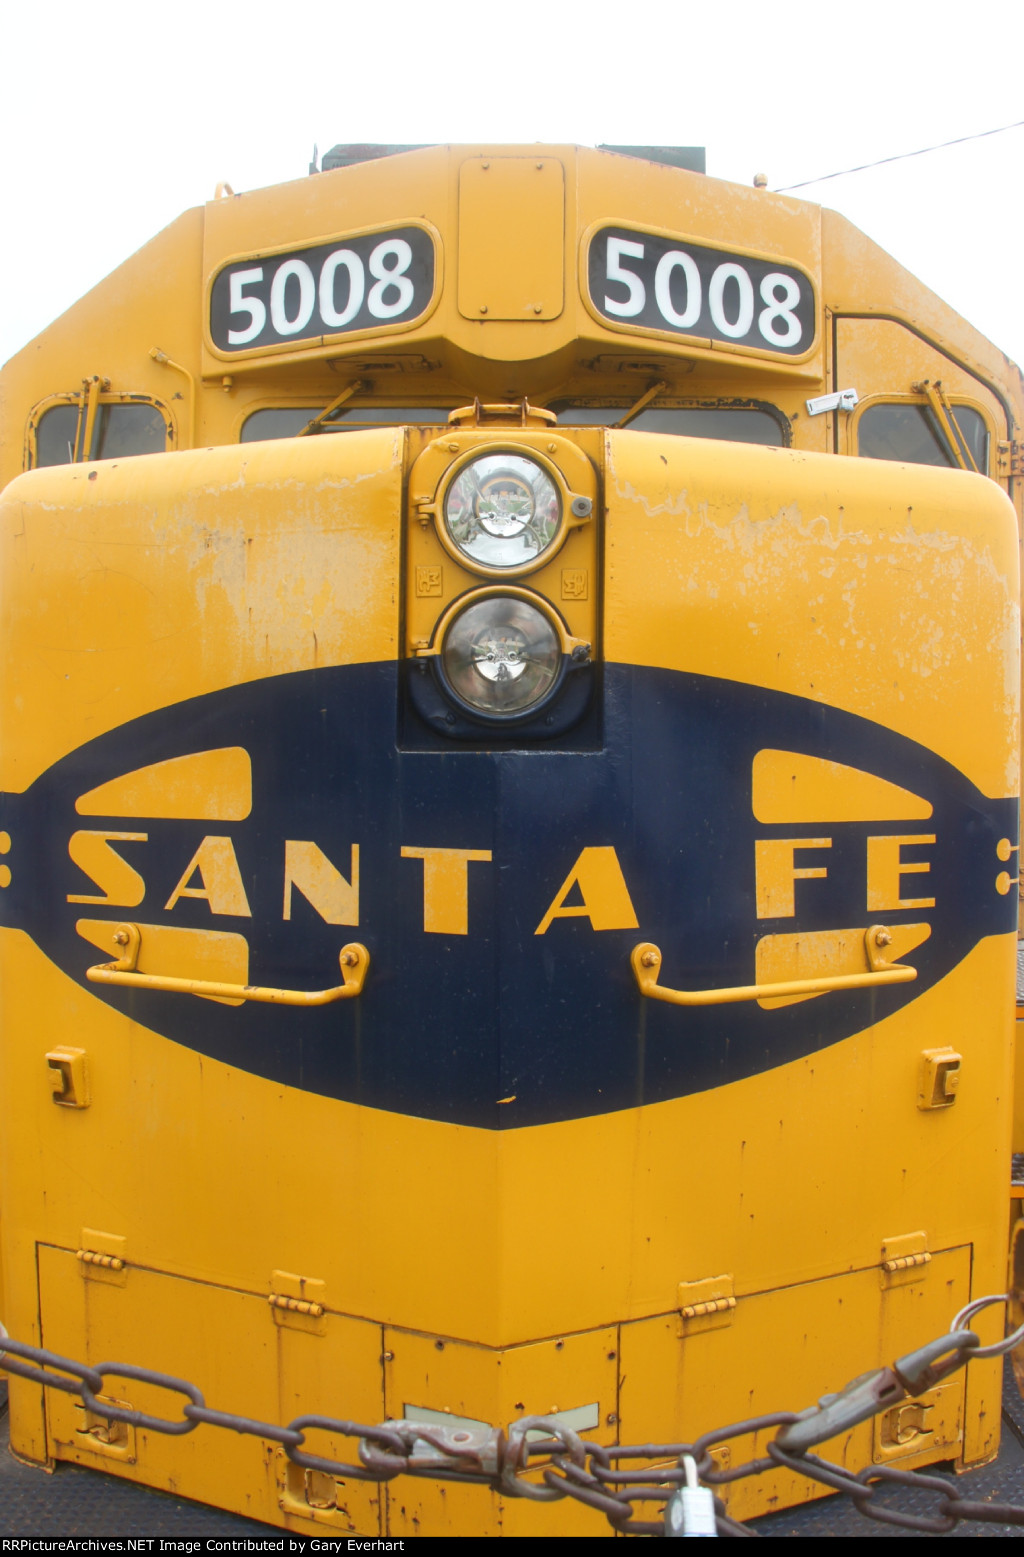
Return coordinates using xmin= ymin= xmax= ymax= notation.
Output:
xmin=0 ymin=928 xmax=1013 ymax=1531
xmin=457 ymin=156 xmax=565 ymax=321
xmin=1 ymin=432 xmax=1017 ymax=1532
xmin=0 ymin=432 xmax=404 ymax=790
xmin=752 ymin=750 xmax=935 ymax=824
xmin=1 ymin=144 xmax=1023 ymax=1537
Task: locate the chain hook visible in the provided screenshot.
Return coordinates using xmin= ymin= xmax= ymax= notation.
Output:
xmin=502 ymin=1415 xmax=586 ymax=1501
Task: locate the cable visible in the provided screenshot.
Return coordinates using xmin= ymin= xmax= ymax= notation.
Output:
xmin=775 ymin=118 xmax=1024 ymax=193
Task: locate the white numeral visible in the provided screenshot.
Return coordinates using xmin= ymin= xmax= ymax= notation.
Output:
xmin=708 ymin=262 xmax=754 ymax=339
xmin=604 ymin=238 xmax=646 ymax=317
xmin=598 ymin=231 xmax=804 ymax=352
xmin=224 ymin=234 xmax=422 ymax=344
xmin=758 ymin=272 xmax=803 ymax=347
xmin=654 ymin=250 xmax=701 ymax=330
xmin=320 ymin=249 xmax=365 ymax=328
xmin=368 ymin=239 xmax=414 ymax=319
xmin=227 ymin=267 xmax=266 ymax=344
xmin=270 ymin=259 xmax=316 ymax=336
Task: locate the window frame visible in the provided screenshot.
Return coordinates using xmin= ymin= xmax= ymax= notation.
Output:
xmin=26 ymin=391 xmax=175 ymax=470
xmin=545 ymin=396 xmax=792 ymax=445
xmin=235 ymin=399 xmax=458 ymax=443
xmin=849 ymin=392 xmax=994 ymax=476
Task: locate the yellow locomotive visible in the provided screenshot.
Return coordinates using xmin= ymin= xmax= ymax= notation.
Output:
xmin=0 ymin=143 xmax=1022 ymax=1536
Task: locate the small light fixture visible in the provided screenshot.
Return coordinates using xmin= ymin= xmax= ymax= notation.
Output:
xmin=442 ymin=453 xmax=562 ymax=571
xmin=440 ymin=593 xmax=564 ymax=716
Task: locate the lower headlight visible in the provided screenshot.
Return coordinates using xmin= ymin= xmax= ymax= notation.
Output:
xmin=440 ymin=595 xmax=562 ymax=715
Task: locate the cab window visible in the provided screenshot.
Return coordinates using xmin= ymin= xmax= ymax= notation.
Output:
xmin=241 ymin=407 xmax=455 ymax=441
xmin=858 ymin=402 xmax=989 ymax=473
xmin=32 ymin=397 xmax=170 ymax=467
xmin=554 ymin=404 xmax=786 ymax=445
xmin=35 ymin=405 xmax=80 ymax=467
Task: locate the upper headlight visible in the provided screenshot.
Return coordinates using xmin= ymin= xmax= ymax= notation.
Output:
xmin=442 ymin=453 xmax=561 ymax=570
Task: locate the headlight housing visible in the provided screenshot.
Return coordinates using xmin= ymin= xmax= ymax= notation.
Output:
xmin=404 ymin=422 xmax=598 ymax=743
xmin=440 ymin=594 xmax=562 ymax=715
xmin=442 ymin=453 xmax=561 ymax=570
xmin=412 ymin=586 xmax=590 ymax=735
xmin=432 ymin=448 xmax=591 ymax=577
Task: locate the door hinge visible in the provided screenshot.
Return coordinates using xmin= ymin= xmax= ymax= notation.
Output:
xmin=269 ymin=1294 xmax=325 ymax=1318
xmin=678 ymin=1274 xmax=736 ymax=1332
xmin=880 ymin=1232 xmax=931 ymax=1286
xmin=77 ymin=1229 xmax=127 ymax=1286
xmin=997 ymin=440 xmax=1024 ymax=479
xmin=270 ymin=1269 xmax=327 ymax=1334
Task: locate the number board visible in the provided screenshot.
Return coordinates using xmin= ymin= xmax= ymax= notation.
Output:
xmin=587 ymin=225 xmax=815 ymax=356
xmin=209 ymin=225 xmax=435 ymax=353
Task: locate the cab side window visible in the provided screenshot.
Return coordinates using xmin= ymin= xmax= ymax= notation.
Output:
xmin=34 ymin=405 xmax=80 ymax=467
xmin=31 ymin=395 xmax=170 ymax=468
xmin=857 ymin=402 xmax=989 ymax=473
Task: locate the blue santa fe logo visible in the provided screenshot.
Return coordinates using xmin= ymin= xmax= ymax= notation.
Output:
xmin=0 ymin=661 xmax=1015 ymax=1128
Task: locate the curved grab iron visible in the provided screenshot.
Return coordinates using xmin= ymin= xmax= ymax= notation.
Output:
xmin=86 ymin=922 xmax=369 ymax=1006
xmin=631 ymin=926 xmax=916 ymax=1007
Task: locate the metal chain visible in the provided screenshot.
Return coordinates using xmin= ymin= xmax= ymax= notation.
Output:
xmin=2 ymin=1295 xmax=1023 ymax=1536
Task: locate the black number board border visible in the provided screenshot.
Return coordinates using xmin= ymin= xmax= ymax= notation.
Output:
xmin=205 ymin=219 xmax=443 ymax=360
xmin=580 ymin=220 xmax=819 ymax=362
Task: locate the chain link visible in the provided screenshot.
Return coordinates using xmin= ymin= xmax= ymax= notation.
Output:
xmin=3 ymin=1295 xmax=1023 ymax=1535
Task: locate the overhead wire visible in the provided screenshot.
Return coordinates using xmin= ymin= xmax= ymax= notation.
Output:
xmin=774 ymin=118 xmax=1024 ymax=193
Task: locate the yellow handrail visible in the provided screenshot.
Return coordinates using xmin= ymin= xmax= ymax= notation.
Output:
xmin=631 ymin=926 xmax=916 ymax=1007
xmin=86 ymin=923 xmax=369 ymax=1006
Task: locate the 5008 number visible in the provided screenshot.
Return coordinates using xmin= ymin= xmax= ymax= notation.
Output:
xmin=209 ymin=225 xmax=435 ymax=353
xmin=588 ymin=226 xmax=815 ymax=356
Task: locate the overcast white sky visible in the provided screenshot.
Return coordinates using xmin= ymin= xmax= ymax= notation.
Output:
xmin=2 ymin=0 xmax=1022 ymax=372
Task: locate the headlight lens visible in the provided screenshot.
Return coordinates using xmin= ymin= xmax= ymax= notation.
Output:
xmin=443 ymin=454 xmax=561 ymax=570
xmin=440 ymin=595 xmax=562 ymax=714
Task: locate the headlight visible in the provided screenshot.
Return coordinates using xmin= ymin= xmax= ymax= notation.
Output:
xmin=442 ymin=453 xmax=561 ymax=570
xmin=440 ymin=594 xmax=563 ymax=715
